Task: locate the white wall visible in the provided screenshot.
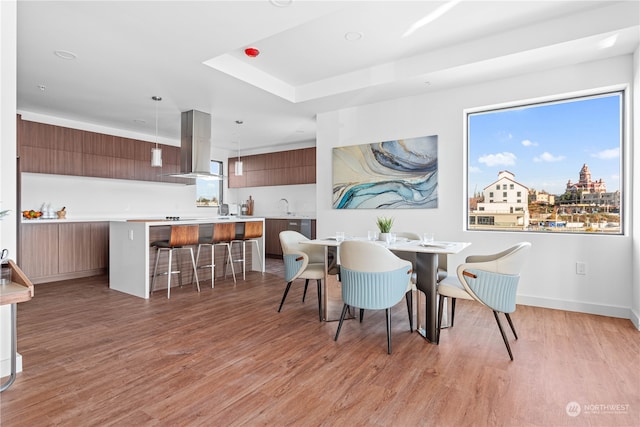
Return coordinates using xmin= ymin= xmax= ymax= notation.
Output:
xmin=317 ymin=55 xmax=637 ymax=322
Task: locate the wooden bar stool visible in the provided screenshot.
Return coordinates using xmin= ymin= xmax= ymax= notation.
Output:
xmin=150 ymin=225 xmax=201 ymax=298
xmin=230 ymin=221 xmax=263 ymax=281
xmin=195 ymin=222 xmax=236 ymax=287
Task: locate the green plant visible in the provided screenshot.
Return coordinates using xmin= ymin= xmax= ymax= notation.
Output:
xmin=0 ymin=210 xmax=9 ymax=220
xmin=376 ymin=216 xmax=394 ymax=233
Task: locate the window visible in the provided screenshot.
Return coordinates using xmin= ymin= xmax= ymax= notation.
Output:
xmin=196 ymin=160 xmax=223 ymax=207
xmin=467 ymin=91 xmax=623 ymax=234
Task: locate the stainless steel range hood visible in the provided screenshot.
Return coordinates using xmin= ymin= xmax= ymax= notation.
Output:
xmin=169 ymin=110 xmax=224 ymax=180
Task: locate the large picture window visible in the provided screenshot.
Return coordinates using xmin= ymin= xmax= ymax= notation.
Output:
xmin=466 ymin=91 xmax=623 ymax=234
xmin=196 ymin=160 xmax=223 ymax=208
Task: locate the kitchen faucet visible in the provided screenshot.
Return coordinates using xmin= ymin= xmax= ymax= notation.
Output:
xmin=279 ymin=198 xmax=291 ymax=215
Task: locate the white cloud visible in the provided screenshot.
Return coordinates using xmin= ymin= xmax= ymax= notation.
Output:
xmin=533 ymin=152 xmax=565 ymax=162
xmin=478 ymin=152 xmax=516 ymax=167
xmin=591 ymin=147 xmax=619 ymax=159
xmin=521 ymin=139 xmax=538 ymax=147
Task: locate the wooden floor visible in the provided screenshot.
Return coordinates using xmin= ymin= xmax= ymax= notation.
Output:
xmin=1 ymin=259 xmax=639 ymax=426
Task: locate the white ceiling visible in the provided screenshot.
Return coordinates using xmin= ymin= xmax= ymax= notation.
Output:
xmin=16 ymin=0 xmax=640 ymax=153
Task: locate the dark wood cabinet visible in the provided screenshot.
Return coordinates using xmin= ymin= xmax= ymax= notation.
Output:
xmin=20 ymin=221 xmax=109 ymax=284
xmin=228 ymin=147 xmax=316 ymax=188
xmin=17 ymin=114 xmax=181 ymax=184
xmin=265 ymin=219 xmax=289 ymax=257
xmin=265 ymin=218 xmax=316 ymax=258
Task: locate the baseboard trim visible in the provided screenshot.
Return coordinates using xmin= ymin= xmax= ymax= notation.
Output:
xmin=517 ymin=294 xmax=632 ymax=321
xmin=630 ymin=308 xmax=640 ymax=330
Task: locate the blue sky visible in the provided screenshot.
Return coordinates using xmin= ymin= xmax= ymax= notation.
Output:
xmin=467 ymin=93 xmax=622 ymax=196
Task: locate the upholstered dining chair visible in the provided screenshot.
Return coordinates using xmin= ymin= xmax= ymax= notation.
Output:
xmin=334 ymin=240 xmax=414 ymax=354
xmin=277 ymin=230 xmax=325 ymax=321
xmin=436 ymin=242 xmax=531 ymax=360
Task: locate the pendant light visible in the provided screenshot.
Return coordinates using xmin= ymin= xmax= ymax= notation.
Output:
xmin=151 ymin=96 xmax=163 ymax=167
xmin=234 ymin=120 xmax=243 ymax=176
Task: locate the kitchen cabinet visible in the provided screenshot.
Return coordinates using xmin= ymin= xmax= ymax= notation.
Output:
xmin=17 ymin=114 xmax=181 ymax=184
xmin=19 ymin=221 xmax=109 ymax=284
xmin=228 ymin=147 xmax=316 ymax=188
xmin=265 ymin=219 xmax=289 ymax=257
xmin=265 ymin=218 xmax=316 ymax=258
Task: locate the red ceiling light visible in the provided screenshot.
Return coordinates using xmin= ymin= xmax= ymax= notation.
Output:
xmin=244 ymin=47 xmax=260 ymax=58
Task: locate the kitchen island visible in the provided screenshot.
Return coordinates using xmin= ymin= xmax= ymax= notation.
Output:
xmin=109 ymin=217 xmax=265 ymax=298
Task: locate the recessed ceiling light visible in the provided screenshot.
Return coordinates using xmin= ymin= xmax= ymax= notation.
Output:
xmin=344 ymin=32 xmax=363 ymax=42
xmin=54 ymin=50 xmax=77 ymax=60
xmin=37 ymin=84 xmax=46 ymax=91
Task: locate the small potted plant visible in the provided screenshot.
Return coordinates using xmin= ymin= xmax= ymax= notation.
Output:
xmin=376 ymin=216 xmax=394 ymax=241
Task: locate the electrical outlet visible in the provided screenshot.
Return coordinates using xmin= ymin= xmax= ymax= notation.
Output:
xmin=576 ymin=262 xmax=586 ymax=275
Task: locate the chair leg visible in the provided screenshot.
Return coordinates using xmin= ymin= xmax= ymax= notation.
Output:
xmin=450 ymin=298 xmax=456 ymax=327
xmin=359 ymin=309 xmax=364 ymax=323
xmin=316 ymin=279 xmax=322 ymax=322
xmin=175 ymin=250 xmax=183 ymax=288
xmin=222 ymin=243 xmax=236 ymax=284
xmin=167 ymin=249 xmax=173 ymax=299
xmin=386 ymin=308 xmax=392 ymax=354
xmin=302 ymin=279 xmax=309 ymax=302
xmin=405 ymin=291 xmax=413 ymax=332
xmin=210 ymin=244 xmax=215 ymax=288
xmin=278 ymin=281 xmax=293 ymax=312
xmin=151 ymin=248 xmax=161 ymax=294
xmin=188 ymin=248 xmax=200 ymax=292
xmin=334 ymin=304 xmax=349 ymax=341
xmin=505 ymin=312 xmax=518 ymax=340
xmin=242 ymin=241 xmax=246 ymax=281
xmin=493 ymin=311 xmax=514 ymax=361
xmin=437 ymin=294 xmax=444 ymax=345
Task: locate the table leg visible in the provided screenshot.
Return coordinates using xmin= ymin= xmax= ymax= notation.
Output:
xmin=322 ymin=245 xmax=354 ymax=322
xmin=415 ymin=252 xmax=438 ymax=343
xmin=0 ymin=303 xmax=17 ymax=392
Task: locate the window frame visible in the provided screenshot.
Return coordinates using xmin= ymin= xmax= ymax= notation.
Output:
xmin=195 ymin=160 xmax=224 ymax=208
xmin=464 ymin=87 xmax=626 ymax=235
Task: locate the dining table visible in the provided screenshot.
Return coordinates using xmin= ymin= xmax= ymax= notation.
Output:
xmin=305 ymin=236 xmax=471 ymax=343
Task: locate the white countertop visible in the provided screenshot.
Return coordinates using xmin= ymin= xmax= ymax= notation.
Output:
xmin=22 ymin=216 xmax=265 ymax=224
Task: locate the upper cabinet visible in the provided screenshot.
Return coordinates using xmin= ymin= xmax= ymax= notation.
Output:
xmin=228 ymin=147 xmax=316 ymax=188
xmin=17 ymin=115 xmax=181 ymax=183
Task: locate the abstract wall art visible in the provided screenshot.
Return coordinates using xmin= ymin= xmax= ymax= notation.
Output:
xmin=332 ymin=135 xmax=438 ymax=209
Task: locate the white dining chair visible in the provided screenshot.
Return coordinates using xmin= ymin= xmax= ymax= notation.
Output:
xmin=335 ymin=240 xmax=414 ymax=354
xmin=436 ymin=242 xmax=531 ymax=360
xmin=277 ymin=230 xmax=326 ymax=321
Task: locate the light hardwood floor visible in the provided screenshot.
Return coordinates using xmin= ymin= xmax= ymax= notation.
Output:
xmin=1 ymin=259 xmax=638 ymax=426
